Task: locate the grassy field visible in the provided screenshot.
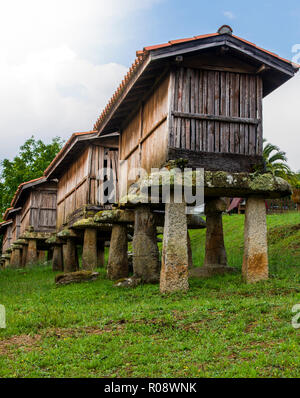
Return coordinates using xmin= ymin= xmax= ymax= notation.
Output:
xmin=0 ymin=212 xmax=299 ymax=378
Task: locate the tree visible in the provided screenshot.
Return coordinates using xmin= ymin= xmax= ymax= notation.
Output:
xmin=0 ymin=136 xmax=64 ymax=219
xmin=263 ymin=139 xmax=293 ymax=179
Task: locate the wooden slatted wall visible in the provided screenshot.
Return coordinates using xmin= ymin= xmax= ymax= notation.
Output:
xmin=170 ymin=67 xmax=263 ymax=156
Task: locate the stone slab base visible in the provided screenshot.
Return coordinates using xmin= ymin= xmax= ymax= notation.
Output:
xmin=189 ymin=266 xmax=238 ymax=278
xmin=55 ymin=271 xmax=99 ymax=285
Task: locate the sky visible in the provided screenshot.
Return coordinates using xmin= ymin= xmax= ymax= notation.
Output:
xmin=0 ymin=0 xmax=300 ymax=170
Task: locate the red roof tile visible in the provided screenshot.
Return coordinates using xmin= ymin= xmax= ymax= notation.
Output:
xmin=43 ymin=130 xmax=97 ymax=177
xmin=10 ymin=177 xmax=45 ymax=208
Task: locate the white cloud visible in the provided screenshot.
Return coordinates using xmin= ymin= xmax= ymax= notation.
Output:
xmin=223 ymin=11 xmax=235 ymax=20
xmin=0 ymin=0 xmax=162 ymax=160
xmin=264 ymin=72 xmax=300 ymax=171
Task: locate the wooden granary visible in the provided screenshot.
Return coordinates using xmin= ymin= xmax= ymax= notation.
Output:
xmin=94 ymin=25 xmax=299 ymax=195
xmin=43 ymin=131 xmax=119 ymax=272
xmin=92 ymin=26 xmax=298 ymax=291
xmin=0 ymin=177 xmax=57 ymax=268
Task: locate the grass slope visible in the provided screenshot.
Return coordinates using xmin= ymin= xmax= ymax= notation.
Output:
xmin=0 ymin=213 xmax=299 ymax=378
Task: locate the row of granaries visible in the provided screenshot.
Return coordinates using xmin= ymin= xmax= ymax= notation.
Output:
xmin=0 ymin=26 xmax=299 ymax=292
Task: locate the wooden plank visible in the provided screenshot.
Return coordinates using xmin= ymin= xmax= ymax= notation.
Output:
xmin=202 ymin=70 xmax=208 ymax=152
xmin=190 ymin=68 xmax=196 ymax=151
xmin=168 ymin=147 xmax=264 ymax=173
xmin=256 ymin=76 xmax=263 ymax=155
xmin=229 ymin=73 xmax=235 ymax=153
xmin=249 ymin=75 xmax=257 ymax=155
xmin=172 ymin=111 xmax=259 ymax=125
xmin=176 ymin=67 xmax=184 ymax=148
xmin=244 ymin=74 xmax=250 ymax=154
xmin=239 ymin=74 xmax=245 ymax=154
xmin=167 ymin=69 xmax=176 ymax=148
xmin=214 ymin=71 xmax=220 ymax=152
xmin=233 ymin=73 xmax=240 ymax=153
xmin=207 ymin=71 xmax=215 ymax=152
xmin=198 ymin=69 xmax=203 ymax=151
xmin=220 ymin=72 xmax=226 ymax=153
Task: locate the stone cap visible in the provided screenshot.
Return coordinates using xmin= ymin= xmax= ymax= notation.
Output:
xmin=94 ymin=208 xmax=206 ymax=229
xmin=20 ymin=231 xmax=52 ymax=240
xmin=136 ymin=170 xmax=291 ymax=200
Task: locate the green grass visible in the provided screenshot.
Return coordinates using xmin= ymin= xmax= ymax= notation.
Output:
xmin=0 ymin=212 xmax=299 ymax=378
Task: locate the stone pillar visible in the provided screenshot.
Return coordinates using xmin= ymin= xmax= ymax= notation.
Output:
xmin=26 ymin=239 xmax=38 ymax=265
xmin=97 ymin=240 xmax=105 ymax=268
xmin=187 ymin=231 xmax=193 ymax=269
xmin=190 ymin=198 xmax=234 ymax=278
xmin=38 ymin=251 xmax=46 ymax=263
xmin=47 ymin=249 xmax=53 ymax=262
xmin=21 ymin=245 xmax=28 ymax=267
xmin=82 ymin=228 xmax=97 ymax=271
xmin=63 ymin=238 xmax=79 ymax=273
xmin=10 ymin=248 xmax=22 ymax=268
xmin=132 ymin=206 xmax=160 ymax=283
xmin=160 ymin=195 xmax=189 ymax=293
xmin=52 ymin=245 xmax=64 ymax=272
xmin=204 ymin=198 xmax=227 ymax=267
xmin=4 ymin=258 xmax=10 ymax=268
xmin=242 ymin=197 xmax=268 ymax=283
xmin=107 ymin=224 xmax=128 ymax=280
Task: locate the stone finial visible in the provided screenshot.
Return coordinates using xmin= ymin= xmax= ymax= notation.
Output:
xmin=218 ymin=25 xmax=233 ymax=35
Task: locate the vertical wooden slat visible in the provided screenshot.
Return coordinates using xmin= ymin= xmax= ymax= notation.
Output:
xmin=225 ymin=72 xmax=230 ymax=153
xmin=249 ymin=75 xmax=256 ymax=155
xmin=220 ymin=72 xmax=226 ymax=152
xmin=198 ymin=69 xmax=203 ymax=151
xmin=202 ymin=70 xmax=208 ymax=152
xmin=176 ymin=67 xmax=184 ymax=148
xmin=214 ymin=71 xmax=220 ymax=152
xmin=190 ymin=69 xmax=196 ymax=151
xmin=256 ymin=76 xmax=263 ymax=155
xmin=229 ymin=73 xmax=235 ymax=153
xmin=207 ymin=71 xmax=215 ymax=152
xmin=168 ymin=69 xmax=176 ymax=148
xmin=233 ymin=73 xmax=240 ymax=153
xmin=239 ymin=74 xmax=245 ymax=154
xmin=182 ymin=68 xmax=189 ymax=149
xmin=244 ymin=74 xmax=249 ymax=155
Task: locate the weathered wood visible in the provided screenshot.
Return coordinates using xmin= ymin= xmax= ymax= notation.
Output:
xmin=172 ymin=111 xmax=259 ymax=125
xmin=168 ymin=147 xmax=264 ymax=173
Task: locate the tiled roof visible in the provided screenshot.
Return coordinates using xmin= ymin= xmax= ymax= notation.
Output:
xmin=10 ymin=177 xmax=45 ymax=208
xmin=3 ymin=207 xmax=13 ymax=221
xmin=93 ymin=31 xmax=299 ymax=132
xmin=43 ymin=131 xmax=97 ymax=177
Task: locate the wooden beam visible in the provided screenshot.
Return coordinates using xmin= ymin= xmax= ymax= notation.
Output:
xmin=172 ymin=111 xmax=259 ymax=125
xmin=168 ymin=147 xmax=265 ymax=173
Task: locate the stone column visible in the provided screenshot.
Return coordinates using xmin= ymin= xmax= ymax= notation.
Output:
xmin=26 ymin=239 xmax=38 ymax=265
xmin=21 ymin=245 xmax=28 ymax=267
xmin=242 ymin=197 xmax=268 ymax=283
xmin=160 ymin=195 xmax=189 ymax=293
xmin=52 ymin=245 xmax=64 ymax=272
xmin=47 ymin=249 xmax=53 ymax=262
xmin=97 ymin=240 xmax=105 ymax=268
xmin=107 ymin=224 xmax=128 ymax=280
xmin=187 ymin=231 xmax=193 ymax=269
xmin=10 ymin=248 xmax=22 ymax=268
xmin=38 ymin=251 xmax=46 ymax=263
xmin=63 ymin=238 xmax=79 ymax=273
xmin=132 ymin=206 xmax=160 ymax=283
xmin=190 ymin=198 xmax=235 ymax=278
xmin=82 ymin=228 xmax=97 ymax=271
xmin=204 ymin=198 xmax=227 ymax=267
